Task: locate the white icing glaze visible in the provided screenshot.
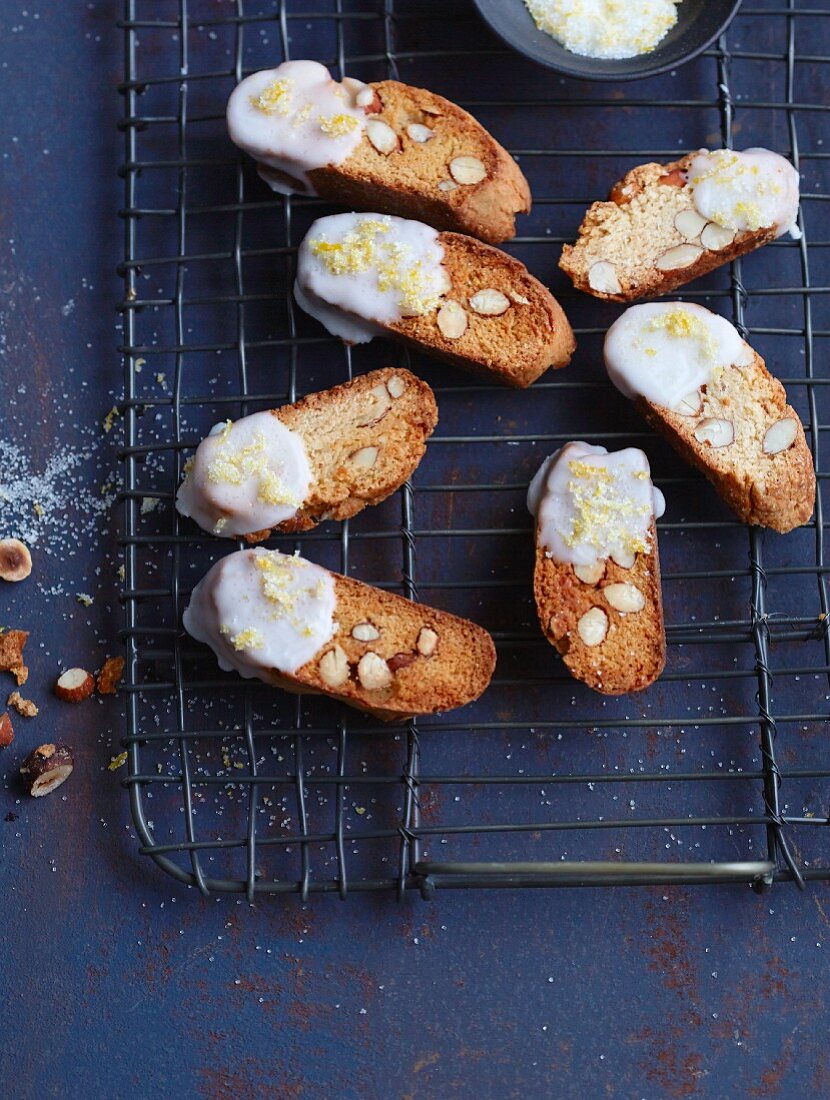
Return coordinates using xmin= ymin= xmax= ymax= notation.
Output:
xmin=688 ymin=148 xmax=801 ymax=239
xmin=176 ymin=411 xmax=312 ymax=538
xmin=226 ymin=60 xmax=367 ymax=195
xmin=294 ymin=212 xmax=450 ymax=345
xmin=183 ymin=548 xmax=336 ymax=678
xmin=527 ymin=442 xmax=665 ymax=568
xmin=604 ymin=302 xmax=750 ymax=411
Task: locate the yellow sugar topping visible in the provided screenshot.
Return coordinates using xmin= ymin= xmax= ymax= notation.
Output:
xmin=318 ymin=113 xmax=360 ymax=137
xmin=206 ymin=426 xmax=302 ymax=508
xmin=565 ymin=460 xmax=651 ymax=557
xmin=221 ymin=625 xmax=265 ymax=651
xmin=646 ymin=308 xmax=716 ymax=361
xmin=693 ymin=151 xmax=784 ymax=231
xmin=250 ymin=78 xmax=293 ymax=115
xmin=309 ymin=218 xmax=444 ymax=316
xmin=255 ymin=552 xmax=299 ymax=607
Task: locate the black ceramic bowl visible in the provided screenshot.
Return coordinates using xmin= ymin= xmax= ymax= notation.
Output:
xmin=473 ymin=0 xmax=743 ymax=81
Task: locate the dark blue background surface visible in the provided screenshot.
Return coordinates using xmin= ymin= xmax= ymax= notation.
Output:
xmin=2 ymin=2 xmax=829 ymax=1097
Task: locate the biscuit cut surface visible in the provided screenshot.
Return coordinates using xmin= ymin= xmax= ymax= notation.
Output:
xmin=533 ymin=524 xmax=666 ymax=696
xmin=265 ymin=574 xmax=497 ymax=722
xmin=637 ymin=350 xmax=815 ymax=533
xmin=306 ymin=80 xmax=530 ymax=244
xmin=323 ymin=232 xmax=572 ymax=388
xmin=242 ymin=367 xmax=437 ymax=541
xmin=559 ymin=156 xmax=776 ymax=302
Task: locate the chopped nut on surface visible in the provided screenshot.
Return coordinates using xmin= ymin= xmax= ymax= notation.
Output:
xmin=366 ymin=118 xmax=399 ymax=155
xmin=352 ymin=622 xmax=380 ymax=642
xmin=55 ymin=668 xmax=95 ymax=703
xmin=0 ymin=539 xmax=32 ymax=582
xmin=763 ymin=418 xmax=798 ymax=455
xmin=8 ymin=691 xmax=38 ymax=718
xmin=319 ymin=645 xmax=349 ymax=688
xmin=357 ymin=652 xmax=393 ymax=690
xmin=0 ymin=712 xmax=14 ymax=747
xmin=587 ymin=261 xmax=621 ymax=296
xmin=349 ymin=446 xmax=379 ymax=470
xmin=655 ymin=244 xmax=703 ymax=272
xmin=416 ymin=627 xmax=439 ymax=656
xmin=574 ymin=561 xmax=606 ymax=586
xmin=468 ymin=289 xmax=511 ymax=316
xmin=97 ymin=655 xmax=125 ymax=695
xmin=436 ymin=300 xmax=468 ymax=340
xmin=577 ymin=608 xmax=609 ymax=647
xmin=386 ymin=375 xmax=406 ymax=399
xmin=449 ymin=155 xmax=486 ymax=185
xmin=20 ymin=742 xmax=74 ymax=797
xmin=0 ymin=629 xmax=29 ymax=686
xmin=603 ymin=583 xmax=646 ymax=614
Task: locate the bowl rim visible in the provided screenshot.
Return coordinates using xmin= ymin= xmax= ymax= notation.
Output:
xmin=471 ymin=0 xmax=745 ymax=82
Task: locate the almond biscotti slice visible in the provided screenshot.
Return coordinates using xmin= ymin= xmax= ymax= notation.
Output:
xmin=295 ymin=212 xmax=575 ymax=388
xmin=176 ymin=368 xmax=437 ymax=540
xmin=227 ymin=60 xmax=530 ymax=244
xmin=528 ymin=443 xmax=666 ymax=695
xmin=560 ymin=148 xmax=801 ymax=302
xmin=183 ymin=548 xmax=496 ymax=722
xmin=604 ymin=303 xmax=815 ymax=533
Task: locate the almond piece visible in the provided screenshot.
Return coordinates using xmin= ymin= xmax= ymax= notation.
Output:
xmin=437 ymin=300 xmax=468 ymax=340
xmin=386 ymin=375 xmax=406 ymax=399
xmin=437 ymin=180 xmax=458 ymax=192
xmin=674 ymin=390 xmax=703 ymax=416
xmin=701 ymin=222 xmax=736 ymax=251
xmin=0 ymin=539 xmax=32 ymax=583
xmin=357 ymin=652 xmax=393 ymax=691
xmin=356 ymin=383 xmax=392 ymax=427
xmin=508 ymin=290 xmax=531 ymax=305
xmin=352 ymin=622 xmax=380 ymax=642
xmin=674 ymin=208 xmax=709 ymax=240
xmin=20 ymin=742 xmax=74 ymax=797
xmin=574 ymin=561 xmax=606 ymax=585
xmin=449 ymin=155 xmax=487 ymax=185
xmin=366 ymin=118 xmax=399 ymax=155
xmin=577 ymin=608 xmax=608 ymax=647
xmin=406 ymin=123 xmax=433 ymax=142
xmin=588 ymin=261 xmax=622 ymax=296
xmin=468 ymin=289 xmax=510 ymax=316
xmin=611 ymin=548 xmax=636 ymax=569
xmin=319 ymin=645 xmax=349 ymax=688
xmin=763 ymin=417 xmax=798 ymax=455
xmin=388 ymin=652 xmax=416 ymax=672
xmin=655 ymin=244 xmax=704 ymax=272
xmin=350 ymin=446 xmax=379 ymax=470
xmin=694 ymin=418 xmax=734 ymax=448
xmin=354 ymin=86 xmax=377 ymax=109
xmin=0 ymin=711 xmax=13 ymax=748
xmin=659 ymin=168 xmax=687 ymax=188
xmin=416 ymin=627 xmax=439 ymax=656
xmin=603 ymin=583 xmax=645 ymax=614
xmin=54 ymin=668 xmax=95 ymax=703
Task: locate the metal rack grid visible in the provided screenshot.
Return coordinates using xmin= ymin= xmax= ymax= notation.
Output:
xmin=118 ymin=0 xmax=830 ymax=898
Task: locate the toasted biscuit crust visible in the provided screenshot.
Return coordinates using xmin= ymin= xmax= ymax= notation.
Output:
xmin=264 ymin=573 xmax=496 ymax=721
xmin=559 ymin=156 xmax=778 ymax=302
xmin=304 ymin=79 xmax=531 ymax=244
xmin=635 ymin=350 xmax=815 ymax=533
xmin=533 ymin=521 xmax=666 ymax=696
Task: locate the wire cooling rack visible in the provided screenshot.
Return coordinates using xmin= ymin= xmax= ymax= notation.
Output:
xmin=118 ymin=0 xmax=830 ymax=898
